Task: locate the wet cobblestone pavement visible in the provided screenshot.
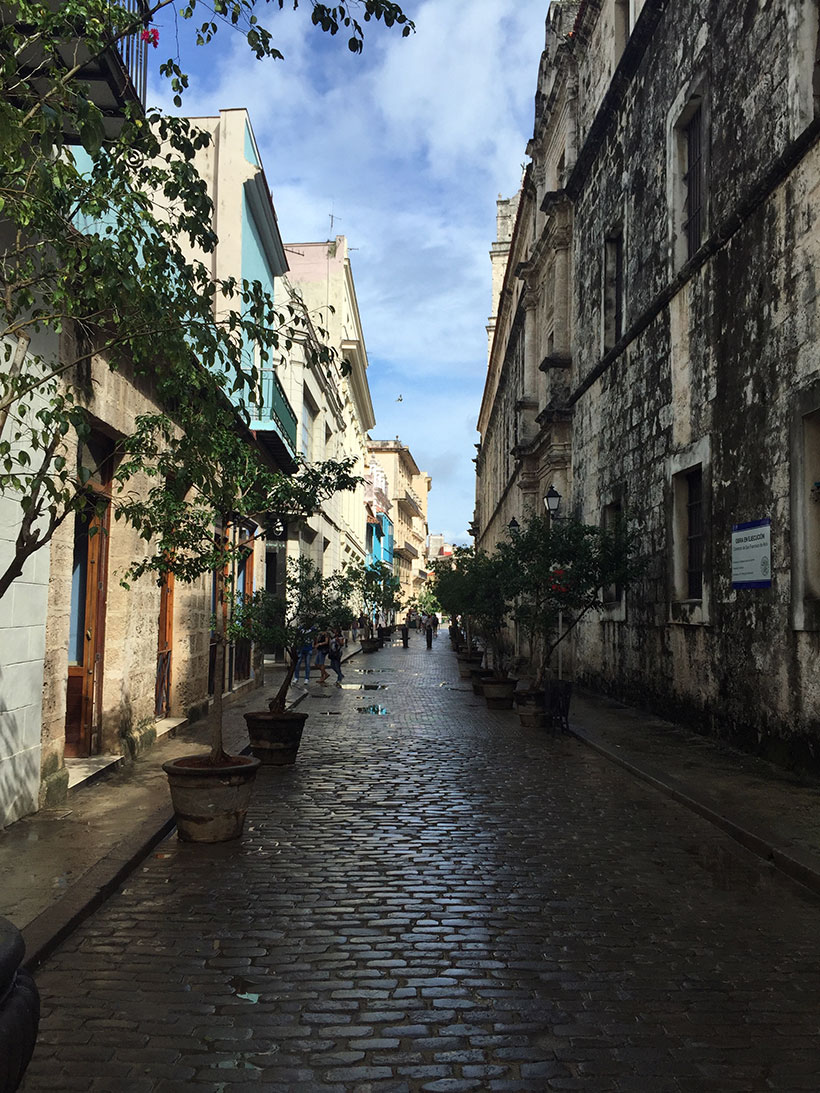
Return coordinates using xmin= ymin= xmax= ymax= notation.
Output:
xmin=22 ymin=637 xmax=820 ymax=1091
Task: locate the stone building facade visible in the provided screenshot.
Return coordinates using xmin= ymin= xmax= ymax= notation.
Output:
xmin=367 ymin=440 xmax=431 ymax=603
xmin=279 ymin=236 xmax=375 ymax=578
xmin=476 ymin=0 xmax=820 ymax=768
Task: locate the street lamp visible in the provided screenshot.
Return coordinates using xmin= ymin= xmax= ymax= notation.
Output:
xmin=544 ymin=485 xmax=561 ymax=516
xmin=507 ymin=516 xmax=520 ymax=535
xmin=543 ymin=485 xmax=564 ymax=680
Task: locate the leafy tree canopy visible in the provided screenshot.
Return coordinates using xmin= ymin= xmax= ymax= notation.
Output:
xmin=0 ymin=0 xmax=413 ymax=601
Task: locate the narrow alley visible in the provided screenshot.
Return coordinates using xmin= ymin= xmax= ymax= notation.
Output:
xmin=22 ymin=636 xmax=820 ymax=1091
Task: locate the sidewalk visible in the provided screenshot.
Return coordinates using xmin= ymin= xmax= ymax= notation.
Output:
xmin=1 ymin=657 xmax=337 ymax=969
xmin=4 ymin=645 xmax=820 ymax=976
xmin=570 ymin=687 xmax=820 ymax=900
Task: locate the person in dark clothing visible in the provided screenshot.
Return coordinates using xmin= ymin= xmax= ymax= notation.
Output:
xmin=425 ymin=618 xmax=433 ymax=649
xmin=401 ymin=621 xmax=409 ymax=647
xmin=328 ymin=629 xmax=345 ymax=683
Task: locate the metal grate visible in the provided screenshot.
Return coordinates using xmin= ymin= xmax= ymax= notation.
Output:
xmin=686 ymin=467 xmax=704 ymax=600
xmin=683 ymin=106 xmax=703 ymax=260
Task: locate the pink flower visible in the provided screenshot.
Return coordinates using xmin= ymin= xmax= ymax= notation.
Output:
xmin=141 ymin=27 xmax=159 ymax=47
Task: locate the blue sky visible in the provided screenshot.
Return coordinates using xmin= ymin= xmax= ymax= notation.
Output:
xmin=148 ymin=1 xmax=549 ymax=545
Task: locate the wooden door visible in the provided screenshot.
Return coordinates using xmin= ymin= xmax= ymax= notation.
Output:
xmin=154 ymin=571 xmax=174 ymax=718
xmin=65 ymin=499 xmax=110 ymax=757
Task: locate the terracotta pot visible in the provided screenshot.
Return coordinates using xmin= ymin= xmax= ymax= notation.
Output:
xmin=245 ymin=709 xmax=308 ymax=766
xmin=162 ymin=754 xmax=261 ymax=843
xmin=482 ymin=678 xmax=518 ymax=709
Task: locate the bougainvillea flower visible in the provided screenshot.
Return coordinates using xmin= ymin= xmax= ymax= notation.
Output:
xmin=141 ymin=27 xmax=159 ymax=47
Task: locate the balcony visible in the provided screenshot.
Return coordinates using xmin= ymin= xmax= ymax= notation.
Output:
xmin=250 ymin=368 xmax=298 ymax=463
xmin=34 ymin=0 xmax=150 ymax=140
xmin=397 ymin=490 xmax=423 ymax=519
xmin=394 ymin=541 xmax=419 ymax=561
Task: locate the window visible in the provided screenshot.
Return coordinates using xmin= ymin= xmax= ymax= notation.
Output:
xmin=613 ymin=0 xmax=629 ymax=60
xmin=602 ymin=499 xmax=625 ymax=614
xmin=683 ymin=106 xmax=704 ymax=259
xmin=791 ymin=397 xmax=820 ymax=630
xmin=603 ymin=231 xmax=624 ymax=350
xmin=301 ymin=400 xmax=317 ymax=459
xmin=684 ymin=467 xmax=704 ymax=599
xmin=668 ymin=85 xmax=708 ymax=271
xmin=669 ymin=439 xmax=710 ymax=623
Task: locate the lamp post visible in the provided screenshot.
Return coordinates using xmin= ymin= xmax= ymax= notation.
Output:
xmin=544 ymin=485 xmax=563 ymax=680
xmin=507 ymin=516 xmax=520 ymax=535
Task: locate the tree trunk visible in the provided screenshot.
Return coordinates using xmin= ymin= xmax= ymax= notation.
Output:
xmin=209 ymin=543 xmax=227 ymax=762
xmin=269 ymin=647 xmax=297 ymax=713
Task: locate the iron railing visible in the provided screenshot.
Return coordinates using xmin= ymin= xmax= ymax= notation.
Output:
xmin=251 ymin=368 xmax=298 ymax=452
xmin=111 ymin=0 xmax=150 ymax=106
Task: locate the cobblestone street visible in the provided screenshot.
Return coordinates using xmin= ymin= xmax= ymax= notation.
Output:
xmin=22 ymin=637 xmax=820 ymax=1091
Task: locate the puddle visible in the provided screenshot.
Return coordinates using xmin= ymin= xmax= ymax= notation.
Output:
xmin=352 ymin=668 xmax=391 ymax=674
xmin=317 ymin=711 xmax=342 ymax=716
xmin=338 ymin=682 xmax=388 ymax=691
xmin=357 ymin=705 xmax=388 ymax=715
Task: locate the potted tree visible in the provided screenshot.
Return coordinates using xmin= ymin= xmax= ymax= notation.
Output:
xmin=117 ymin=406 xmax=360 ymax=840
xmin=500 ymin=513 xmax=642 ymax=728
xmin=344 ymin=561 xmax=401 ymax=652
xmin=431 ymin=547 xmax=483 ymax=674
xmin=467 ymin=549 xmax=518 ymax=708
xmin=232 ymin=557 xmax=353 ymax=764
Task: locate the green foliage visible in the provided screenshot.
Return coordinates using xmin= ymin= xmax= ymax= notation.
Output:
xmin=228 ymin=555 xmax=353 ymax=710
xmin=499 ymin=514 xmax=643 ymax=685
xmin=341 ymin=560 xmax=401 ymax=637
xmin=0 ymin=0 xmax=412 ymax=602
xmin=431 ymin=546 xmax=516 ymax=672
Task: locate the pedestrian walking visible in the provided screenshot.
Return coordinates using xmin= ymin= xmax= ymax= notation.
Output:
xmin=329 ymin=628 xmax=345 ymax=683
xmin=401 ymin=619 xmax=409 ymax=648
xmin=293 ymin=637 xmax=313 ymax=684
xmin=431 ymin=612 xmax=439 ymax=636
xmin=425 ymin=616 xmax=433 ymax=649
xmin=314 ymin=629 xmax=330 ymax=683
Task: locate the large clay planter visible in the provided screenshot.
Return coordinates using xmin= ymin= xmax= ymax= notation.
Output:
xmin=0 ymin=917 xmax=39 ymax=1093
xmin=162 ymin=754 xmax=261 ymax=843
xmin=360 ymin=637 xmax=381 ymax=653
xmin=483 ymin=677 xmax=518 ymax=710
xmin=515 ymin=690 xmax=546 ymax=728
xmin=470 ymin=667 xmax=494 ymax=695
xmin=244 ymin=710 xmax=307 ymax=766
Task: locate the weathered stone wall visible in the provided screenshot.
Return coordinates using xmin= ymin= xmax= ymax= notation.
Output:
xmin=42 ymin=351 xmax=212 ymax=793
xmin=569 ymin=0 xmax=820 ymax=767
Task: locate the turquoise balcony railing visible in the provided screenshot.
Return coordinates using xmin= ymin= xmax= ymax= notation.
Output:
xmin=251 ymin=368 xmax=298 ymax=453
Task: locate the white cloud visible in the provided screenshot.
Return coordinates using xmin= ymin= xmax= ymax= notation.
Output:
xmin=147 ymin=0 xmax=548 ymax=547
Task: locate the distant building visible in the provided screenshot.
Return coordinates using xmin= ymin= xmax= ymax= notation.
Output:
xmin=367 ymin=439 xmax=431 ymax=603
xmin=365 ymin=460 xmax=394 ymax=571
xmin=426 ymin=534 xmax=453 ymax=562
xmin=280 ymin=236 xmax=375 ymax=578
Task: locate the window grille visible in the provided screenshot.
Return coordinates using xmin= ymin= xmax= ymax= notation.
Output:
xmin=686 ymin=467 xmax=704 ymax=599
xmin=683 ymin=106 xmax=703 ymax=260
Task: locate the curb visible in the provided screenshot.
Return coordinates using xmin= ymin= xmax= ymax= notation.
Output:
xmin=569 ymin=724 xmax=820 ymax=901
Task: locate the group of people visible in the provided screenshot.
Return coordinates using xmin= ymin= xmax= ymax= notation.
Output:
xmin=293 ymin=628 xmax=346 ymax=685
xmin=400 ymin=610 xmax=439 ymax=649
